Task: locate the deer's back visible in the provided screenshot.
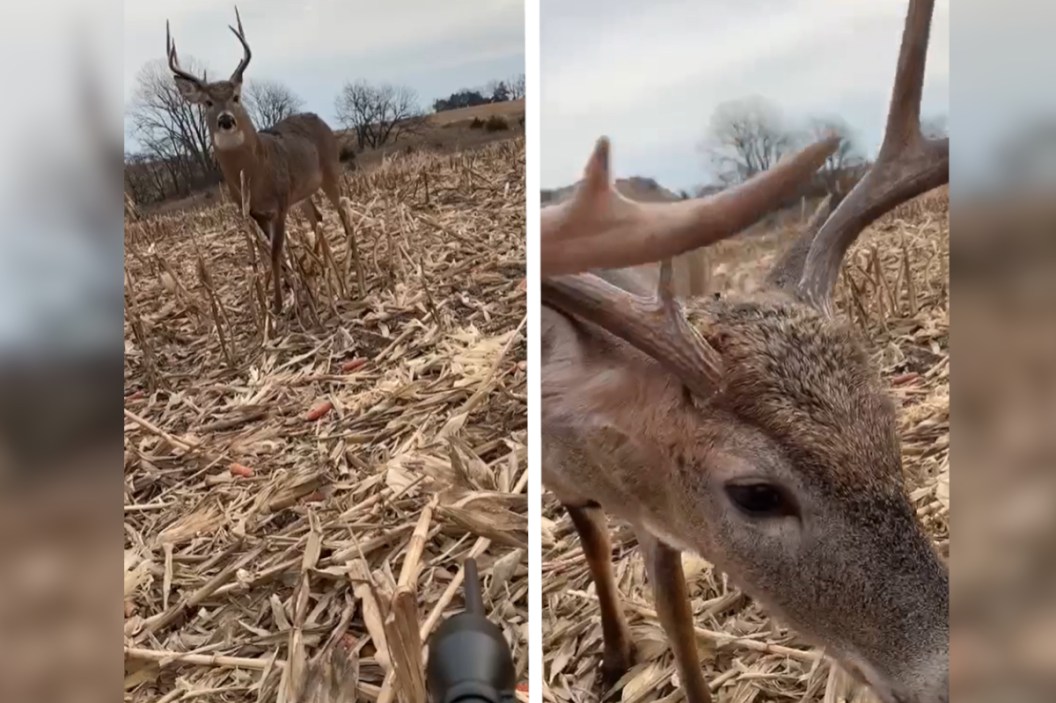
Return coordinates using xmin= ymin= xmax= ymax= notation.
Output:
xmin=259 ymin=113 xmax=339 ymax=206
xmin=265 ymin=112 xmax=339 ymax=155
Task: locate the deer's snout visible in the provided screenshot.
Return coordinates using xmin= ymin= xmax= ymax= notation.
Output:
xmin=867 ymin=652 xmax=948 ymax=703
xmin=218 ymin=113 xmax=236 ymax=130
xmin=899 ymin=658 xmax=948 ymax=703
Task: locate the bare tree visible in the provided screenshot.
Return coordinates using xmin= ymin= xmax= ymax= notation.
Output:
xmin=124 ymin=151 xmax=170 ymax=205
xmin=335 ymin=80 xmax=424 ymax=151
xmin=922 ymin=113 xmax=948 ymax=138
xmin=123 ymin=151 xmax=149 ymax=204
xmin=703 ymin=96 xmax=791 ymax=185
xmin=484 ymin=79 xmax=511 ymax=103
xmin=508 ymin=73 xmax=526 ymax=100
xmin=807 ymin=116 xmax=866 ymax=204
xmin=126 ymin=58 xmax=218 ymax=200
xmin=243 ymin=78 xmax=304 ymax=130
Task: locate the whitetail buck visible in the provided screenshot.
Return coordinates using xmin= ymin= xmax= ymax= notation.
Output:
xmin=166 ymin=7 xmax=365 ymax=314
xmin=540 ymin=1 xmax=949 ymax=702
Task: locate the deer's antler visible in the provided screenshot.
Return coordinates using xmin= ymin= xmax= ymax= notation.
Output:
xmin=166 ymin=20 xmax=204 ymax=86
xmin=541 ymin=135 xmax=838 ymax=277
xmin=542 ymin=0 xmax=946 ymax=400
xmin=541 ymin=135 xmax=837 ymax=397
xmin=546 ymin=260 xmax=724 ymax=398
xmin=791 ymin=0 xmax=948 ymax=310
xmin=229 ymin=6 xmax=252 ymax=84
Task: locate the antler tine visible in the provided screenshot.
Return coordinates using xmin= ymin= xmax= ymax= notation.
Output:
xmin=795 ymin=0 xmax=948 ymax=310
xmin=228 ymin=5 xmax=252 ymax=84
xmin=542 ymin=134 xmax=838 ymax=277
xmin=166 ymin=20 xmax=203 ymax=85
xmin=541 ymin=129 xmax=836 ymax=399
xmin=544 ymin=264 xmax=723 ymax=399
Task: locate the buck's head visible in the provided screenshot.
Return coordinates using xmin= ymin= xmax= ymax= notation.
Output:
xmin=165 ymin=8 xmax=254 ymax=151
xmin=542 ymin=1 xmax=948 ymax=696
xmin=676 ymin=291 xmax=949 ymax=703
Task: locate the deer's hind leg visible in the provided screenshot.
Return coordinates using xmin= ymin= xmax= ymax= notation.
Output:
xmin=565 ymin=501 xmax=636 ymax=690
xmin=638 ymin=532 xmax=711 ymax=703
xmin=269 ymin=215 xmax=288 ymax=315
xmin=298 ymin=198 xmax=325 ymax=257
xmin=299 ymin=197 xmax=344 ymax=295
xmin=320 ymin=173 xmax=366 ymax=296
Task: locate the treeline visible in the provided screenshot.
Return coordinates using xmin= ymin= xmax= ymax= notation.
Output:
xmin=124 ymin=56 xmax=526 ymax=206
xmin=697 ymin=95 xmax=948 ymax=205
xmin=432 ymin=75 xmax=526 ymax=113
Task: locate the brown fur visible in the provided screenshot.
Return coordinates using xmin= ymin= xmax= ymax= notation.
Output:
xmin=699 ymin=292 xmax=905 ymax=501
xmin=211 ymin=111 xmax=335 ymax=211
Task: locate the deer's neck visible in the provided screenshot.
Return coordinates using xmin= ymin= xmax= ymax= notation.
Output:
xmin=214 ymin=127 xmax=267 ymax=211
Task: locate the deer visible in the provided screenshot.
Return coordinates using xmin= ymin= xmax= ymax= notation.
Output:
xmin=165 ymin=7 xmax=365 ymax=314
xmin=540 ymin=1 xmax=948 ymax=702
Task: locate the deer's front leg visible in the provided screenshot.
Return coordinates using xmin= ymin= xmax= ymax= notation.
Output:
xmin=565 ymin=502 xmax=636 ymax=689
xmin=638 ymin=532 xmax=711 ymax=703
xmin=269 ymin=216 xmax=287 ymax=314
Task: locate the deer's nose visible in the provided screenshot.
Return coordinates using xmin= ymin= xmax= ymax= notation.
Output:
xmin=218 ymin=113 xmax=236 ymax=130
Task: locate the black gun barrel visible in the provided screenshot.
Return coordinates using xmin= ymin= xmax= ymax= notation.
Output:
xmin=425 ymin=558 xmax=516 ymax=703
xmin=462 ymin=557 xmax=485 ymax=616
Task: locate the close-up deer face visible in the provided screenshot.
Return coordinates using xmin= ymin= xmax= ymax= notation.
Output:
xmin=166 ymin=8 xmax=254 ymax=151
xmin=683 ymin=295 xmax=948 ymax=703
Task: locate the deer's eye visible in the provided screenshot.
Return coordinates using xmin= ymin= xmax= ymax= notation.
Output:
xmin=724 ymin=482 xmax=795 ymax=518
xmin=233 ymin=95 xmax=239 ymax=103
xmin=206 ymin=100 xmax=214 ymax=107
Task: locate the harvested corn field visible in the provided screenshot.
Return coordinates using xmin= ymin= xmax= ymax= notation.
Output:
xmin=123 ymin=139 xmax=528 ymax=702
xmin=541 ymin=188 xmax=950 ymax=703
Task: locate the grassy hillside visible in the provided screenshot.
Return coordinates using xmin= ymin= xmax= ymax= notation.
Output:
xmin=341 ymin=99 xmax=526 ymax=171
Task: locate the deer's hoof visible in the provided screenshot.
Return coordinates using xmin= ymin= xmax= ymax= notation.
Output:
xmin=600 ymin=641 xmax=637 ymax=692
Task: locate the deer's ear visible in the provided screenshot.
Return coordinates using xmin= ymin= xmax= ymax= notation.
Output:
xmin=542 ymin=307 xmax=692 ymax=437
xmin=174 ymin=77 xmax=208 ymax=104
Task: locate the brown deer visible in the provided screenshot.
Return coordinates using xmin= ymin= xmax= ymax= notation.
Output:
xmin=540 ymin=1 xmax=948 ymax=702
xmin=165 ymin=7 xmax=365 ymax=314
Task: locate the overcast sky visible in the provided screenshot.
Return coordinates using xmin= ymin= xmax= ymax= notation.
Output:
xmin=541 ymin=0 xmax=950 ymax=192
xmin=950 ymin=1 xmax=1056 ymax=192
xmin=124 ymin=0 xmax=524 ymax=146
